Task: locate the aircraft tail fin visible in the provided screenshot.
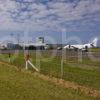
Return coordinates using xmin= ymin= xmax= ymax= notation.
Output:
xmin=91 ymin=38 xmax=98 ymax=47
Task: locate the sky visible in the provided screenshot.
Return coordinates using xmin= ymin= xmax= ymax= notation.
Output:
xmin=0 ymin=0 xmax=100 ymax=45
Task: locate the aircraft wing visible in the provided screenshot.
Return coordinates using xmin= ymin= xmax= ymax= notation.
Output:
xmin=64 ymin=45 xmax=83 ymax=50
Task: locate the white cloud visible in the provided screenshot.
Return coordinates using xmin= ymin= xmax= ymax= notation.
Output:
xmin=0 ymin=0 xmax=100 ymax=32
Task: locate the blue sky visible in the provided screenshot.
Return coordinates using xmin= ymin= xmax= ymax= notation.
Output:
xmin=0 ymin=0 xmax=100 ymax=45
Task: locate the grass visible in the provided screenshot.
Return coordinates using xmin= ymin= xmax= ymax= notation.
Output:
xmin=0 ymin=50 xmax=100 ymax=91
xmin=0 ymin=63 xmax=96 ymax=100
xmin=90 ymin=48 xmax=100 ymax=52
xmin=40 ymin=61 xmax=100 ymax=90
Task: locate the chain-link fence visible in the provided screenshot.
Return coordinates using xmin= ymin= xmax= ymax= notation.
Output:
xmin=0 ymin=49 xmax=100 ymax=90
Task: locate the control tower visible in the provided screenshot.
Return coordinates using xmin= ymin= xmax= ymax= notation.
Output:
xmin=36 ymin=37 xmax=44 ymax=44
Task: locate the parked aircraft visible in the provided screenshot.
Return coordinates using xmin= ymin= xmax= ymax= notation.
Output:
xmin=0 ymin=43 xmax=7 ymax=50
xmin=20 ymin=43 xmax=46 ymax=47
xmin=64 ymin=38 xmax=98 ymax=51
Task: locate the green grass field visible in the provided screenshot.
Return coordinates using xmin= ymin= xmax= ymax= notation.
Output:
xmin=8 ymin=51 xmax=100 ymax=90
xmin=90 ymin=48 xmax=100 ymax=52
xmin=0 ymin=63 xmax=96 ymax=100
xmin=0 ymin=50 xmax=100 ymax=99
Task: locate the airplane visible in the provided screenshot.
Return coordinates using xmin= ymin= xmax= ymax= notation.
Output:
xmin=0 ymin=42 xmax=8 ymax=50
xmin=19 ymin=42 xmax=46 ymax=47
xmin=19 ymin=41 xmax=47 ymax=50
xmin=63 ymin=38 xmax=98 ymax=51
